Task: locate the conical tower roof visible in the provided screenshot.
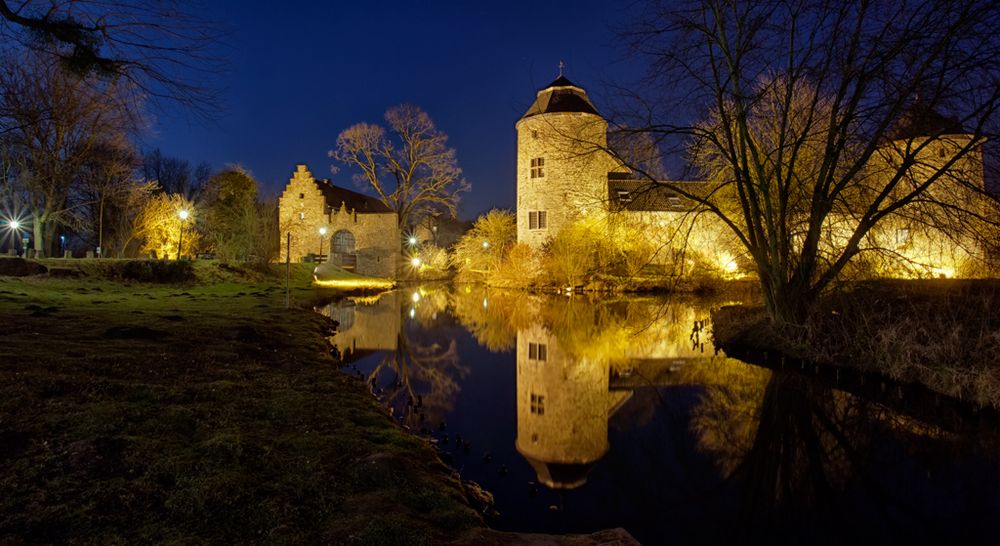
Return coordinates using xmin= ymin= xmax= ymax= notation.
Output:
xmin=521 ymin=75 xmax=600 ymax=119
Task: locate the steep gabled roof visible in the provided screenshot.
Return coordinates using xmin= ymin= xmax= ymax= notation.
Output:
xmin=317 ymin=180 xmax=393 ymax=214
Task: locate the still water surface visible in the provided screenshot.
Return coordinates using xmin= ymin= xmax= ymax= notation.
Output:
xmin=316 ymin=285 xmax=1000 ymax=545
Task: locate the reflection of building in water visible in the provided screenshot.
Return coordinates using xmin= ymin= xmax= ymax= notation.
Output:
xmin=514 ymin=296 xmax=721 ymax=490
xmin=317 ymin=292 xmax=400 ymax=361
xmin=516 ymin=323 xmax=631 ymax=490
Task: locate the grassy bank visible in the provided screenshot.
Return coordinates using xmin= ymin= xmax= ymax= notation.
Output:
xmin=0 ymin=262 xmax=481 ymax=544
xmin=713 ymin=280 xmax=1000 ymax=408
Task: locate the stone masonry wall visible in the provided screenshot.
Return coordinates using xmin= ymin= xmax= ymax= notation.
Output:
xmin=516 ymin=112 xmax=622 ymax=249
xmin=277 ymin=164 xmax=399 ymax=279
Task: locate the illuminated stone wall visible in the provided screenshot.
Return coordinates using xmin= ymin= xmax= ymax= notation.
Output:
xmin=277 ymin=164 xmax=399 ymax=278
xmin=515 ymin=109 xmax=623 ymax=249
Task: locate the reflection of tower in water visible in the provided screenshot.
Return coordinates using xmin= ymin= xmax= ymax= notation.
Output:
xmin=515 ymin=323 xmax=631 ymax=490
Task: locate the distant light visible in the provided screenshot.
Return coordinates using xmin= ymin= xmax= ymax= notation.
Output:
xmin=482 ymin=298 xmax=488 ymax=308
xmin=408 ymin=236 xmax=418 ymax=245
xmin=409 ymin=308 xmax=416 ymax=318
xmin=411 ymin=292 xmax=421 ymax=302
xmin=482 ymin=240 xmax=489 ymax=249
xmin=178 ymin=209 xmax=190 ymax=220
xmin=319 ymin=227 xmax=328 ymax=236
xmin=411 ymin=257 xmax=422 ymax=267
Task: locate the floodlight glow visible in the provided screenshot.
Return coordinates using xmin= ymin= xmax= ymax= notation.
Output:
xmin=319 ymin=227 xmax=328 ymax=236
xmin=178 ymin=209 xmax=190 ymax=220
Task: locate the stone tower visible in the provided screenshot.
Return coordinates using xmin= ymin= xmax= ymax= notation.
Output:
xmin=516 ymin=75 xmax=616 ymax=248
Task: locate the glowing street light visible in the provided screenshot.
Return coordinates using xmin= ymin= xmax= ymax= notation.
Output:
xmin=8 ymin=219 xmax=20 ymax=231
xmin=408 ymin=235 xmax=418 ymax=246
xmin=411 ymin=256 xmax=422 ymax=268
xmin=177 ymin=209 xmax=190 ymax=260
xmin=318 ymin=227 xmax=328 ymax=263
xmin=482 ymin=240 xmax=489 ymax=249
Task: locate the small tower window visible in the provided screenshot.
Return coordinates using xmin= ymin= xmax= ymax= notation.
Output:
xmin=299 ymin=212 xmax=305 ymax=220
xmin=530 ymin=157 xmax=545 ymax=178
xmin=528 ymin=211 xmax=547 ymax=230
xmin=529 ymin=342 xmax=547 ymax=361
xmin=532 ymin=130 xmax=539 ymax=139
xmin=299 ymin=193 xmax=305 ymax=199
xmin=530 ymin=393 xmax=545 ymax=415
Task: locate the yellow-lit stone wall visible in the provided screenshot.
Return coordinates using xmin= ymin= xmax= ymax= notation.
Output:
xmin=277 ymin=164 xmax=399 ymax=278
xmin=516 ymin=112 xmax=623 ymax=248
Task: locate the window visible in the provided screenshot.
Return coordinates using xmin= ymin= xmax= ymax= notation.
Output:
xmin=616 ymin=190 xmax=632 ymax=204
xmin=530 ymin=393 xmax=545 ymax=415
xmin=528 ymin=211 xmax=548 ymax=230
xmin=530 ymin=157 xmax=545 ymax=178
xmin=299 ymin=212 xmax=305 ymax=220
xmin=528 ymin=342 xmax=547 ymax=361
xmin=939 ymin=147 xmax=947 ymax=158
xmin=896 ymin=228 xmax=910 ymax=245
xmin=667 ymin=197 xmax=683 ymax=208
xmin=532 ymin=130 xmax=539 ymax=139
xmin=299 ymin=193 xmax=305 ymax=199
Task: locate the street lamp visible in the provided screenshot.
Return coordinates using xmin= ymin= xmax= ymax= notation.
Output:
xmin=177 ymin=209 xmax=189 ymax=260
xmin=482 ymin=240 xmax=489 ymax=249
xmin=318 ymin=227 xmax=328 ymax=263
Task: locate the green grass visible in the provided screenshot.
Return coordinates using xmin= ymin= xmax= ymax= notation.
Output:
xmin=0 ymin=264 xmax=480 ymax=544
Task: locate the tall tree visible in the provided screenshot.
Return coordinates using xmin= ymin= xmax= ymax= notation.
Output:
xmin=331 ymin=104 xmax=470 ymax=229
xmin=0 ymin=52 xmax=140 ymax=256
xmin=618 ymin=0 xmax=1000 ymax=323
xmin=200 ymin=167 xmax=259 ymax=262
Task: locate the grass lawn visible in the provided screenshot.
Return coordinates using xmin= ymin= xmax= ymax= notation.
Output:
xmin=0 ymin=261 xmax=480 ymax=545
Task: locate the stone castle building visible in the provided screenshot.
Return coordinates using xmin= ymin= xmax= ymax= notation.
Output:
xmin=515 ymin=75 xmax=989 ymax=278
xmin=278 ymin=165 xmax=399 ymax=278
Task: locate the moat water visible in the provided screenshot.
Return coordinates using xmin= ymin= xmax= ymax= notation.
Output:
xmin=316 ymin=284 xmax=1000 ymax=545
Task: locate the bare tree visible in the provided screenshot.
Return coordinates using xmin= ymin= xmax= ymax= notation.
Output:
xmin=0 ymin=52 xmax=141 ymax=256
xmin=75 ymin=138 xmax=140 ymax=254
xmin=617 ymin=0 xmax=1000 ymax=323
xmin=330 ymin=104 xmax=470 ymax=229
xmin=0 ymin=0 xmax=220 ymax=116
xmin=141 ymin=149 xmax=206 ymax=199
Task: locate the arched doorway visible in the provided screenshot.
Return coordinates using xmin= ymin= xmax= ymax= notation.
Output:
xmin=331 ymin=230 xmax=357 ymax=270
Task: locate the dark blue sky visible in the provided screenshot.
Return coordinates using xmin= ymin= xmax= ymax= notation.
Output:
xmin=148 ymin=0 xmax=646 ymax=218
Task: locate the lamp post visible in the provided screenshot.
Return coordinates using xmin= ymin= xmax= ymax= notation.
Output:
xmin=318 ymin=227 xmax=328 ymax=263
xmin=177 ymin=209 xmax=189 ymax=260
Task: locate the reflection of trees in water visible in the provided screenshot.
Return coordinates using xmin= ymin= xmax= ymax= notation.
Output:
xmin=366 ymin=290 xmax=470 ymax=429
xmin=689 ymin=357 xmax=1000 ymax=540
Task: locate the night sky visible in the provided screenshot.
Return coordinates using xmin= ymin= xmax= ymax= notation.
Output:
xmin=149 ymin=0 xmax=647 ymax=218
